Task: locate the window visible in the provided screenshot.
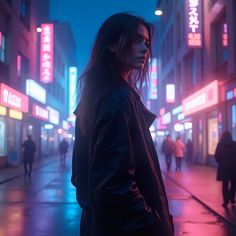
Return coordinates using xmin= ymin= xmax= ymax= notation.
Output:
xmin=212 ymin=13 xmax=228 ymax=66
xmin=0 ymin=32 xmax=6 ymax=63
xmin=17 ymin=53 xmax=29 ymax=80
xmin=19 ymin=0 xmax=30 ymax=29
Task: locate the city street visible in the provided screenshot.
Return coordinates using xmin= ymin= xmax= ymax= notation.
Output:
xmin=0 ymin=155 xmax=236 ymax=236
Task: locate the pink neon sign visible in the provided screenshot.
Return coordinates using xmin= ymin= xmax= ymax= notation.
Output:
xmin=40 ymin=24 xmax=54 ymax=83
xmin=222 ymin=23 xmax=228 ymax=47
xmin=0 ymin=32 xmax=2 ymax=47
xmin=0 ymin=83 xmax=29 ymax=113
xmin=182 ymin=80 xmax=218 ymax=116
xmin=32 ymin=103 xmax=49 ymax=121
xmin=185 ymin=0 xmax=202 ymax=48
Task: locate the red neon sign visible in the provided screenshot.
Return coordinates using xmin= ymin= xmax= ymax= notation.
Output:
xmin=182 ymin=80 xmax=218 ymax=116
xmin=40 ymin=24 xmax=54 ymax=83
xmin=32 ymin=103 xmax=49 ymax=121
xmin=0 ymin=83 xmax=29 ymax=113
xmin=185 ymin=0 xmax=202 ymax=48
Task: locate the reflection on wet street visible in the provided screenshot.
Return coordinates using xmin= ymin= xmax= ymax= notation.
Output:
xmin=0 ymin=159 xmax=236 ymax=236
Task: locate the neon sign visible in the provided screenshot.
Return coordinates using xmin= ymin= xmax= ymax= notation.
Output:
xmin=40 ymin=24 xmax=54 ymax=83
xmin=148 ymin=58 xmax=158 ymax=99
xmin=185 ymin=0 xmax=202 ymax=48
xmin=26 ymin=79 xmax=46 ymax=104
xmin=222 ymin=23 xmax=228 ymax=47
xmin=69 ymin=67 xmax=77 ymax=115
xmin=0 ymin=83 xmax=29 ymax=113
xmin=32 ymin=103 xmax=49 ymax=121
xmin=183 ymin=80 xmax=218 ymax=116
xmin=166 ymin=84 xmax=175 ymax=103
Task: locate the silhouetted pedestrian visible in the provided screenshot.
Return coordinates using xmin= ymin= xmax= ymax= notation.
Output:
xmin=59 ymin=139 xmax=69 ymax=165
xmin=161 ymin=135 xmax=175 ymax=170
xmin=71 ymin=13 xmax=174 ymax=236
xmin=186 ymin=139 xmax=193 ymax=163
xmin=174 ymin=137 xmax=185 ymax=171
xmin=22 ymin=135 xmax=36 ymax=178
xmin=215 ymin=131 xmax=236 ymax=208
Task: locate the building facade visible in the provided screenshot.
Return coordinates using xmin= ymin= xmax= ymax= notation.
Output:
xmin=0 ymin=0 xmax=77 ymax=168
xmin=155 ymin=0 xmax=236 ymax=166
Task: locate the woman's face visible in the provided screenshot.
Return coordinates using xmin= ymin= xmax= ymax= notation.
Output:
xmin=127 ymin=24 xmax=150 ymax=70
xmin=112 ymin=24 xmax=150 ymax=74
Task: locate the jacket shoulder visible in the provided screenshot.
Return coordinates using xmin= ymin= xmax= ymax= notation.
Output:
xmin=99 ymin=85 xmax=137 ymax=115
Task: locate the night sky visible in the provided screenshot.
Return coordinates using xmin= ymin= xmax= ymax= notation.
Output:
xmin=50 ymin=0 xmax=158 ymax=76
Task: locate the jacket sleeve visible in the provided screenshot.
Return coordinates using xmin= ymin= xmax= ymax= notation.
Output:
xmin=71 ymin=117 xmax=90 ymax=209
xmin=90 ymin=108 xmax=159 ymax=233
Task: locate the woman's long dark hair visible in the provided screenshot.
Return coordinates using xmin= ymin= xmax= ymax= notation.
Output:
xmin=78 ymin=13 xmax=154 ymax=135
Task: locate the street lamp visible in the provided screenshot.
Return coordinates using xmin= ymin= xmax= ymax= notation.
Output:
xmin=155 ymin=9 xmax=163 ymax=16
xmin=36 ymin=27 xmax=42 ymax=33
xmin=155 ymin=0 xmax=163 ymax=16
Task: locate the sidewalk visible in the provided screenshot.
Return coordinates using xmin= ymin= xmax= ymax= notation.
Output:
xmin=159 ymin=156 xmax=236 ymax=228
xmin=0 ymin=155 xmax=59 ymax=184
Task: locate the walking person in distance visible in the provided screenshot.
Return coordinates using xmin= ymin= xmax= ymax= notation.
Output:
xmin=161 ymin=134 xmax=175 ymax=171
xmin=174 ymin=137 xmax=185 ymax=171
xmin=59 ymin=138 xmax=69 ymax=165
xmin=71 ymin=13 xmax=174 ymax=236
xmin=22 ymin=135 xmax=36 ymax=178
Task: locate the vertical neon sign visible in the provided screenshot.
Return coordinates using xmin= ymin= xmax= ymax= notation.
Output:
xmin=185 ymin=0 xmax=202 ymax=48
xmin=0 ymin=32 xmax=2 ymax=48
xmin=69 ymin=67 xmax=77 ymax=115
xmin=40 ymin=24 xmax=54 ymax=83
xmin=148 ymin=58 xmax=158 ymax=100
xmin=222 ymin=23 xmax=228 ymax=47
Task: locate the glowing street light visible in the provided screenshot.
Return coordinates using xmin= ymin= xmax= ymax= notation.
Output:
xmin=155 ymin=9 xmax=163 ymax=16
xmin=36 ymin=27 xmax=42 ymax=33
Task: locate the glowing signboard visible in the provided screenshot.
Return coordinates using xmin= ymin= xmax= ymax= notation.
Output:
xmin=161 ymin=112 xmax=171 ymax=125
xmin=0 ymin=105 xmax=6 ymax=116
xmin=69 ymin=67 xmax=77 ymax=115
xmin=26 ymin=79 xmax=46 ymax=104
xmin=222 ymin=23 xmax=228 ymax=47
xmin=47 ymin=106 xmax=59 ymax=125
xmin=0 ymin=32 xmax=2 ymax=47
xmin=32 ymin=103 xmax=49 ymax=121
xmin=185 ymin=0 xmax=202 ymax=48
xmin=183 ymin=80 xmax=218 ymax=116
xmin=17 ymin=55 xmax=21 ymax=77
xmin=0 ymin=83 xmax=29 ymax=113
xmin=40 ymin=24 xmax=54 ymax=83
xmin=166 ymin=84 xmax=175 ymax=103
xmin=148 ymin=58 xmax=158 ymax=99
xmin=9 ymin=109 xmax=23 ymax=120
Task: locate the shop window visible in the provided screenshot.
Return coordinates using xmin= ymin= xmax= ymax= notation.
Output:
xmin=212 ymin=12 xmax=228 ymax=66
xmin=0 ymin=117 xmax=7 ymax=156
xmin=0 ymin=32 xmax=6 ymax=63
xmin=208 ymin=117 xmax=219 ymax=155
xmin=232 ymin=104 xmax=236 ymax=141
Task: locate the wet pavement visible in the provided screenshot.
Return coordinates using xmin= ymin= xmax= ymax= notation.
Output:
xmin=0 ymin=154 xmax=236 ymax=236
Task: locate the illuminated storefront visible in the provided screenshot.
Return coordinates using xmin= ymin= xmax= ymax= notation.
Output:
xmin=182 ymin=80 xmax=219 ymax=165
xmin=0 ymin=83 xmax=29 ymax=166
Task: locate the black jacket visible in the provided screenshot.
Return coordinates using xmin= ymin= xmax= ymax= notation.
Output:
xmin=215 ymin=138 xmax=236 ymax=181
xmin=71 ymin=80 xmax=174 ymax=236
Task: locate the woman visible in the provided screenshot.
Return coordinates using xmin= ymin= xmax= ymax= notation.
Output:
xmin=71 ymin=13 xmax=174 ymax=236
xmin=215 ymin=131 xmax=236 ymax=208
xmin=174 ymin=137 xmax=185 ymax=171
